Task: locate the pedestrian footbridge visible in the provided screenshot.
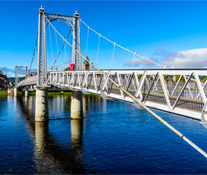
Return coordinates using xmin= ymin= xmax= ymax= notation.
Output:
xmin=17 ymin=68 xmax=207 ymax=121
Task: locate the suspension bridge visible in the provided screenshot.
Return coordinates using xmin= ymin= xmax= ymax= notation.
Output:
xmin=14 ymin=7 xmax=207 ymax=158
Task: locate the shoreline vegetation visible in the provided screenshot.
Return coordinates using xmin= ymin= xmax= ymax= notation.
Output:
xmin=30 ymin=91 xmax=72 ymax=96
xmin=30 ymin=91 xmax=97 ymax=97
xmin=0 ymin=91 xmax=8 ymax=96
xmin=0 ymin=90 xmax=98 ymax=97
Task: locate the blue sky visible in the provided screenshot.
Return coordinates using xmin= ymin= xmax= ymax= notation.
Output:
xmin=1 ymin=1 xmax=207 ymax=76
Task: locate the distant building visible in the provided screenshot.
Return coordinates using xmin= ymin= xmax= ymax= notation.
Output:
xmin=187 ymin=81 xmax=197 ymax=89
xmin=0 ymin=70 xmax=9 ymax=90
xmin=83 ymin=56 xmax=90 ymax=70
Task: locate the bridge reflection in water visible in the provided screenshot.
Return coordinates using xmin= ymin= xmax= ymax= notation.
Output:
xmin=16 ymin=95 xmax=104 ymax=174
xmin=5 ymin=94 xmax=207 ymax=173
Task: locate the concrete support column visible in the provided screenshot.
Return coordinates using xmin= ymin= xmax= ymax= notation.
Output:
xmin=35 ymin=86 xmax=49 ymax=122
xmin=25 ymin=87 xmax=29 ymax=97
xmin=14 ymin=87 xmax=18 ymax=97
xmin=71 ymin=91 xmax=83 ymax=119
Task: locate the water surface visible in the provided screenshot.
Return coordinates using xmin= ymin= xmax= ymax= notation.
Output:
xmin=1 ymin=95 xmax=207 ymax=174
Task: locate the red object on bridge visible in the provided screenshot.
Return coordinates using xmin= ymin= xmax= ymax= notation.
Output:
xmin=70 ymin=63 xmax=75 ymax=71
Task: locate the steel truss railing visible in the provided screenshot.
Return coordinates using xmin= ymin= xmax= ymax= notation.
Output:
xmin=17 ymin=69 xmax=207 ymax=120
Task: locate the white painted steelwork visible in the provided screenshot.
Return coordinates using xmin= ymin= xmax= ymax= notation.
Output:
xmin=15 ymin=66 xmax=28 ymax=86
xmin=16 ymin=69 xmax=207 ymax=120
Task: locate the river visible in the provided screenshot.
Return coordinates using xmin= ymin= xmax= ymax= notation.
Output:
xmin=1 ymin=94 xmax=207 ymax=174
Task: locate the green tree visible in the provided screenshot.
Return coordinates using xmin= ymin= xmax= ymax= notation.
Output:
xmin=202 ymin=77 xmax=207 ymax=83
xmin=176 ymin=75 xmax=185 ymax=83
xmin=163 ymin=75 xmax=168 ymax=82
xmin=137 ymin=74 xmax=142 ymax=80
xmin=64 ymin=67 xmax=70 ymax=71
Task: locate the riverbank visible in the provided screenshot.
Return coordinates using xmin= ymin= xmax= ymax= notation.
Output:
xmin=30 ymin=91 xmax=72 ymax=96
xmin=0 ymin=91 xmax=8 ymax=96
xmin=30 ymin=91 xmax=98 ymax=97
xmin=0 ymin=90 xmax=98 ymax=97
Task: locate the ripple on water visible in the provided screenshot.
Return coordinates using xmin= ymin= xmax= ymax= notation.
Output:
xmin=1 ymin=95 xmax=207 ymax=174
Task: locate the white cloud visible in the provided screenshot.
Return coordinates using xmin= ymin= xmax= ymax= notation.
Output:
xmin=0 ymin=67 xmax=37 ymax=77
xmin=124 ymin=58 xmax=155 ymax=67
xmin=162 ymin=48 xmax=207 ymax=68
xmin=124 ymin=48 xmax=207 ymax=68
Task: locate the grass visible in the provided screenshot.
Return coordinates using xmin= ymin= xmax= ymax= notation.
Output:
xmin=30 ymin=91 xmax=72 ymax=96
xmin=82 ymin=93 xmax=98 ymax=97
xmin=48 ymin=92 xmax=71 ymax=96
xmin=0 ymin=91 xmax=8 ymax=96
xmin=29 ymin=91 xmax=98 ymax=97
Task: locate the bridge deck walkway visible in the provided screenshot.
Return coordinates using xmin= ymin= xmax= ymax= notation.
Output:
xmin=78 ymin=84 xmax=204 ymax=113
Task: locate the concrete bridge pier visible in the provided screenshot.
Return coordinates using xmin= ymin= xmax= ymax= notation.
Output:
xmin=14 ymin=87 xmax=18 ymax=97
xmin=71 ymin=91 xmax=83 ymax=119
xmin=35 ymin=86 xmax=49 ymax=122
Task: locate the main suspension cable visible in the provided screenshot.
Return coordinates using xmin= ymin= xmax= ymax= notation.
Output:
xmin=64 ymin=44 xmax=67 ymax=64
xmin=45 ymin=15 xmax=207 ymax=159
xmin=29 ymin=34 xmax=38 ymax=73
xmin=80 ymin=18 xmax=164 ymax=68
